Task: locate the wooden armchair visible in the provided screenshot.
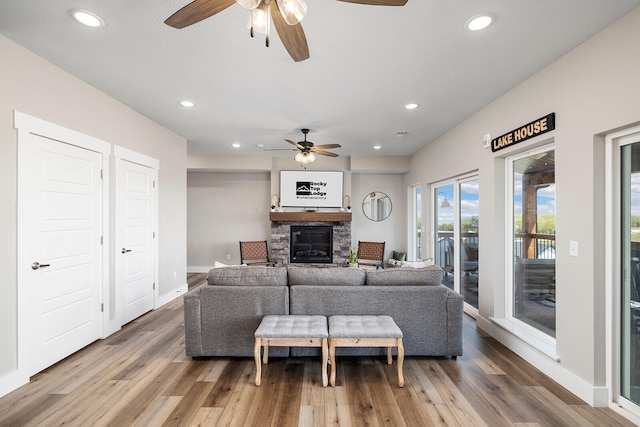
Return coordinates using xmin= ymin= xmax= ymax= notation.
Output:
xmin=357 ymin=241 xmax=385 ymax=269
xmin=239 ymin=240 xmax=276 ymax=266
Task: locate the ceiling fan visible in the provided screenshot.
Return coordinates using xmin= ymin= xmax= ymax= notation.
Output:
xmin=267 ymin=129 xmax=341 ymax=164
xmin=164 ymin=0 xmax=408 ymax=62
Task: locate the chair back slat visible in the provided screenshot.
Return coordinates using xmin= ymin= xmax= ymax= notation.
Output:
xmin=357 ymin=241 xmax=385 ymax=269
xmin=239 ymin=240 xmax=275 ymax=266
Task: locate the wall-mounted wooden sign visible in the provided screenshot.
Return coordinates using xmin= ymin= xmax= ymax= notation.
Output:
xmin=491 ymin=113 xmax=555 ymax=152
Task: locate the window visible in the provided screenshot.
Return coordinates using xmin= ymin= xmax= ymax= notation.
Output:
xmin=508 ymin=147 xmax=556 ymax=338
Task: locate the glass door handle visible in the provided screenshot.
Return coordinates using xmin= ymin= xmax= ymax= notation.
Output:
xmin=630 ymin=300 xmax=640 ymax=310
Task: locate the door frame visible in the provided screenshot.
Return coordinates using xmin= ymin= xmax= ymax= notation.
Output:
xmin=15 ymin=111 xmax=110 ymax=382
xmin=605 ymin=124 xmax=640 ymax=420
xmin=114 ymin=145 xmax=159 ymax=327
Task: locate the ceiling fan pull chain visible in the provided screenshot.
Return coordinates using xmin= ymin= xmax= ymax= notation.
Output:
xmin=266 ymin=35 xmax=270 ymax=47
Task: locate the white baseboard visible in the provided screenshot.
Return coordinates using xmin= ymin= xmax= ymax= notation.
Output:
xmin=0 ymin=370 xmax=29 ymax=399
xmin=188 ymin=266 xmax=213 ymax=273
xmin=156 ymin=283 xmax=188 ymax=308
xmin=476 ymin=315 xmax=608 ymax=407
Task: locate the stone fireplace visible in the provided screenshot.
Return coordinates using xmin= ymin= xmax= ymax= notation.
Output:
xmin=270 ymin=212 xmax=352 ymax=267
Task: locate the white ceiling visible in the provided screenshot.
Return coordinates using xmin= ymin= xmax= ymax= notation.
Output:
xmin=2 ymin=0 xmax=639 ymax=158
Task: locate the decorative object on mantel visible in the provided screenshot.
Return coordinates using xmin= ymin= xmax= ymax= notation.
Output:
xmin=271 ymin=194 xmax=279 ymax=212
xmin=341 ymin=195 xmax=351 ymax=212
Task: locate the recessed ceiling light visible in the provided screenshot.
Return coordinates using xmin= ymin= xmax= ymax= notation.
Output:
xmin=180 ymin=100 xmax=194 ymax=107
xmin=466 ymin=14 xmax=493 ymax=31
xmin=232 ymin=143 xmax=241 ymax=148
xmin=404 ymin=103 xmax=419 ymax=110
xmin=71 ymin=9 xmax=105 ymax=28
xmin=373 ymin=145 xmax=382 ymax=150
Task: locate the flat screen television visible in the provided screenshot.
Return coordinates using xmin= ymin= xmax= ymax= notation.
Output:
xmin=279 ymin=170 xmax=343 ymax=208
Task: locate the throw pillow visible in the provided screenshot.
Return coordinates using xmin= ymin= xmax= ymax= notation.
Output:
xmin=392 ymin=250 xmax=407 ymax=261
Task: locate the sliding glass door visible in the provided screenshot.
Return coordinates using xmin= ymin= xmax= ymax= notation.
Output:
xmin=621 ymin=139 xmax=640 ymax=407
xmin=433 ymin=176 xmax=479 ymax=309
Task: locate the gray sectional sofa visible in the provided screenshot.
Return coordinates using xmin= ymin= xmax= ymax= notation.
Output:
xmin=183 ymin=265 xmax=463 ymax=358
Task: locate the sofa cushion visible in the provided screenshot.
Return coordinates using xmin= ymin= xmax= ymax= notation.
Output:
xmin=365 ymin=265 xmax=444 ymax=286
xmin=207 ymin=265 xmax=287 ymax=286
xmin=287 ymin=266 xmax=365 ymax=286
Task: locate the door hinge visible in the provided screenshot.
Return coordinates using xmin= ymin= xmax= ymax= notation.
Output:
xmin=153 ymin=231 xmax=156 ymax=239
xmin=153 ymin=180 xmax=156 ymax=188
xmin=101 ymin=303 xmax=104 ymax=313
xmin=153 ymin=282 xmax=156 ymax=290
xmin=100 ymin=236 xmax=103 ymax=245
xmin=100 ymin=169 xmax=103 ymax=179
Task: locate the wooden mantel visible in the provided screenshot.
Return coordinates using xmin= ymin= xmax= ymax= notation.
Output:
xmin=269 ymin=211 xmax=352 ymax=223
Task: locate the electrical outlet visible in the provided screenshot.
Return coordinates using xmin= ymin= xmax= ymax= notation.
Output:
xmin=226 ymin=254 xmax=231 ymax=260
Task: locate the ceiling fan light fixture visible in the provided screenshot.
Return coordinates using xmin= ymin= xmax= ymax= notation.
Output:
xmin=295 ymin=151 xmax=315 ymax=164
xmin=275 ymin=0 xmax=307 ymax=25
xmin=249 ymin=3 xmax=271 ymax=36
xmin=236 ymin=0 xmax=261 ymax=10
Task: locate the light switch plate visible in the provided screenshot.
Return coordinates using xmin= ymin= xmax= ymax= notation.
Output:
xmin=570 ymin=240 xmax=579 ymax=256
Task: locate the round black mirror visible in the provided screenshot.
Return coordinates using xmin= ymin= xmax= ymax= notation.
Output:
xmin=362 ymin=191 xmax=392 ymax=221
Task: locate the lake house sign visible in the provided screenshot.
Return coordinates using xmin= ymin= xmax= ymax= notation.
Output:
xmin=491 ymin=113 xmax=556 ymax=152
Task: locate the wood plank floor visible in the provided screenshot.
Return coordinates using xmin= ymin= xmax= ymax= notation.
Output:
xmin=0 ymin=273 xmax=634 ymax=426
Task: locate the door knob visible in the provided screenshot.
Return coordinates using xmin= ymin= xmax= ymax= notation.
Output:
xmin=121 ymin=248 xmax=132 ymax=254
xmin=31 ymin=262 xmax=51 ymax=270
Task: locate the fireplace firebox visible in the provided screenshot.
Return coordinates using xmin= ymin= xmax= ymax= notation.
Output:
xmin=290 ymin=226 xmax=333 ymax=264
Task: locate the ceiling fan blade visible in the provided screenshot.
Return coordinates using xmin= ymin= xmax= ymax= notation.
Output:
xmin=165 ymin=0 xmax=236 ymax=29
xmin=313 ymin=150 xmax=339 ymax=157
xmin=336 ymin=0 xmax=407 ymax=5
xmin=270 ymin=1 xmax=310 ymax=62
xmin=313 ymin=144 xmax=342 ymax=150
xmin=285 ymin=139 xmax=304 ymax=149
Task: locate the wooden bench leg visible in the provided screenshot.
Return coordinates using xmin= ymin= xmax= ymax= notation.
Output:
xmin=254 ymin=338 xmax=262 ymax=386
xmin=329 ymin=339 xmax=336 ymax=387
xmin=387 ymin=347 xmax=392 ymax=365
xmin=321 ymin=338 xmax=328 ymax=387
xmin=397 ymin=338 xmax=404 ymax=388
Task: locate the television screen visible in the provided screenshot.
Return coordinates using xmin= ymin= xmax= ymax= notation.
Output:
xmin=279 ymin=170 xmax=343 ymax=208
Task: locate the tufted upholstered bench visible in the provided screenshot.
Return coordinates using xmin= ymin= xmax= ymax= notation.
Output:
xmin=254 ymin=315 xmax=328 ymax=387
xmin=328 ymin=315 xmax=404 ymax=387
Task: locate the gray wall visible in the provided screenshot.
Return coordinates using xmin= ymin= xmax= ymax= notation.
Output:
xmin=405 ymin=6 xmax=640 ymax=405
xmin=0 ymin=35 xmax=187 ymax=390
xmin=187 ymin=171 xmax=271 ymax=268
xmin=186 ymin=167 xmax=407 ymax=271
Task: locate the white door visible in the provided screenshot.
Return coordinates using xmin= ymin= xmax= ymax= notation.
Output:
xmin=20 ymin=133 xmax=104 ymax=375
xmin=117 ymin=157 xmax=156 ymax=325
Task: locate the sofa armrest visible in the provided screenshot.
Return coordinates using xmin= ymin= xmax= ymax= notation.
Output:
xmin=184 ymin=289 xmax=204 ymax=357
xmin=445 ymin=288 xmax=464 ymax=356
